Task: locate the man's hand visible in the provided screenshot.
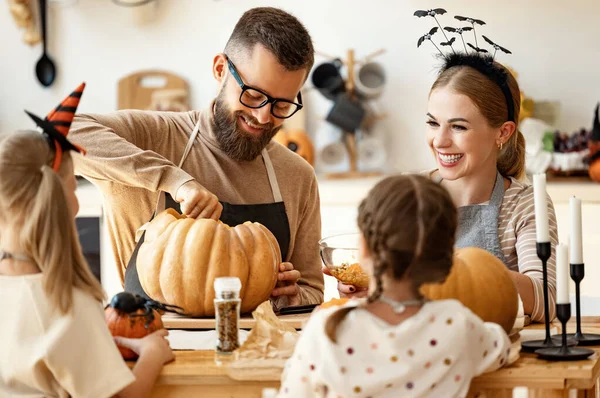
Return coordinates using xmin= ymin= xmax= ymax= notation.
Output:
xmin=272 ymin=262 xmax=302 ymax=306
xmin=175 ymin=180 xmax=222 ymax=220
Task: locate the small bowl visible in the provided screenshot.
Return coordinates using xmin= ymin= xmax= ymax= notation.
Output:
xmin=318 ymin=233 xmax=370 ymax=288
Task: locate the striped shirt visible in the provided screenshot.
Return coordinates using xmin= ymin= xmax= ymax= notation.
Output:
xmin=498 ymin=177 xmax=557 ymax=323
xmin=426 ymin=170 xmax=558 ymax=323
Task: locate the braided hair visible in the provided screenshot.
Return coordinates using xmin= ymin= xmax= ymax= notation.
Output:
xmin=325 ymin=174 xmax=457 ymax=343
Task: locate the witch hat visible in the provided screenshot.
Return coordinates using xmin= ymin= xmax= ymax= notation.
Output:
xmin=25 ymin=82 xmax=86 ymax=171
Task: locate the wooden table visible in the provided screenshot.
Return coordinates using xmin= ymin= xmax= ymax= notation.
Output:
xmin=468 ymin=318 xmax=600 ymax=398
xmin=132 ymin=351 xmax=280 ymax=398
xmin=132 ymin=317 xmax=600 ymax=398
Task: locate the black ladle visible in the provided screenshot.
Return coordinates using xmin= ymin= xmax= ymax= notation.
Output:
xmin=35 ymin=0 xmax=56 ymax=87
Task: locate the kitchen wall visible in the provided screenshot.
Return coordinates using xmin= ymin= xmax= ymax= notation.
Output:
xmin=2 ymin=0 xmax=599 ymax=173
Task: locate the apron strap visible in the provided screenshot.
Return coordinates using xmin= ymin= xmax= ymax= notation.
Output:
xmin=489 ymin=171 xmax=506 ymax=206
xmin=261 ymin=148 xmax=283 ymax=203
xmin=178 ymin=120 xmax=201 ymax=168
xmin=152 ymin=119 xmax=202 ymax=217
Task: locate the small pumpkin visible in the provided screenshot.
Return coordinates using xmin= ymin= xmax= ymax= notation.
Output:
xmin=104 ymin=292 xmax=165 ymax=360
xmin=137 ymin=208 xmax=281 ymax=317
xmin=420 ymin=247 xmax=519 ymax=333
xmin=272 ymin=128 xmax=315 ymax=166
xmin=589 ymin=155 xmax=600 ymax=182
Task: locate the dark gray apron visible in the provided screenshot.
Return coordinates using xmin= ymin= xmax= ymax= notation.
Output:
xmin=124 ymin=120 xmax=291 ymax=299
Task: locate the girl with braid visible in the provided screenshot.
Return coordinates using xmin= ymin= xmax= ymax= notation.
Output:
xmin=279 ymin=175 xmax=510 ymax=398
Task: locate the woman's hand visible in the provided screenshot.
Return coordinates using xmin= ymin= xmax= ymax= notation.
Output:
xmin=322 ymin=266 xmax=368 ymax=299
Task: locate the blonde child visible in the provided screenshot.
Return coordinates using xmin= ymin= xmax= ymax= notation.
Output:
xmin=280 ymin=175 xmax=510 ymax=398
xmin=0 ymin=84 xmax=173 ymax=398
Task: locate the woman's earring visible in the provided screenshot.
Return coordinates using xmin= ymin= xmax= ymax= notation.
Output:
xmin=498 ymin=142 xmax=503 ymax=150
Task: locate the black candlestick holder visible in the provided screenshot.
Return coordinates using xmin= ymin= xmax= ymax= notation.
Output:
xmin=536 ymin=303 xmax=594 ymax=360
xmin=522 ymin=242 xmax=557 ymax=353
xmin=563 ymin=263 xmax=600 ymax=345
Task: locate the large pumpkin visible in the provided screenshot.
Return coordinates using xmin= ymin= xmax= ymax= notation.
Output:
xmin=104 ymin=292 xmax=164 ymax=360
xmin=420 ymin=247 xmax=519 ymax=333
xmin=137 ymin=208 xmax=281 ymax=317
xmin=273 ymin=128 xmax=315 ymax=166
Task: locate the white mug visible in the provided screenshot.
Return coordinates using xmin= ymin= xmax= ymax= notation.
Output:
xmin=354 ymin=62 xmax=386 ymax=99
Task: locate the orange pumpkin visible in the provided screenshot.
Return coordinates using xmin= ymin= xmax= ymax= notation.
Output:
xmin=588 ymin=141 xmax=600 ymax=182
xmin=589 ymin=159 xmax=600 ymax=182
xmin=273 ymin=128 xmax=315 ymax=166
xmin=420 ymin=247 xmax=519 ymax=333
xmin=137 ymin=208 xmax=281 ymax=317
xmin=104 ymin=294 xmax=164 ymax=360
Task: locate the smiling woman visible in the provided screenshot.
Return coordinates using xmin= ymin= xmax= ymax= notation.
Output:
xmin=423 ymin=59 xmax=558 ymax=324
xmin=334 ymin=53 xmax=558 ymax=324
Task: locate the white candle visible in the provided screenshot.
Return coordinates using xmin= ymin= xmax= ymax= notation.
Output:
xmin=556 ymin=243 xmax=570 ymax=304
xmin=533 ymin=174 xmax=550 ymax=242
xmin=570 ymin=197 xmax=583 ymax=264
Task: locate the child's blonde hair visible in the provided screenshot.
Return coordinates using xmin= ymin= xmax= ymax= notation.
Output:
xmin=0 ymin=130 xmax=105 ymax=314
xmin=325 ymin=174 xmax=458 ymax=342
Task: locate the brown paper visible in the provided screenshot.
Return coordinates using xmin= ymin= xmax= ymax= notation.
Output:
xmin=236 ymin=301 xmax=299 ymax=360
xmin=226 ymin=301 xmax=300 ymax=381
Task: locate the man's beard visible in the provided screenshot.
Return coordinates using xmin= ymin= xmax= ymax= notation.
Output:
xmin=212 ymin=89 xmax=281 ymax=162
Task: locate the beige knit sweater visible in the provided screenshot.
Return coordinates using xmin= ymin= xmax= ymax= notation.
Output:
xmin=69 ymin=105 xmax=324 ymax=305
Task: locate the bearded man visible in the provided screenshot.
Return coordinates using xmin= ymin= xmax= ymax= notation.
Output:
xmin=69 ymin=7 xmax=323 ymax=309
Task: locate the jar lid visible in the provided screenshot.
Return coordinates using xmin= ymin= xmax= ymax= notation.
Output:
xmin=214 ymin=277 xmax=242 ymax=295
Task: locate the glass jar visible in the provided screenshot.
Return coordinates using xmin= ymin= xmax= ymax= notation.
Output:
xmin=214 ymin=277 xmax=242 ymax=353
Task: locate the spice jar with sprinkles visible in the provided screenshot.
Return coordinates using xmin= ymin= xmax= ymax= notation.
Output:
xmin=214 ymin=277 xmax=242 ymax=354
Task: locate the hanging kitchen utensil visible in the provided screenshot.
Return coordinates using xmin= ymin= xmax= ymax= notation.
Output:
xmin=35 ymin=0 xmax=56 ymax=87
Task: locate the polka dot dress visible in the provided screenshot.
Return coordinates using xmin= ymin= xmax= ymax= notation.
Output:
xmin=279 ymin=299 xmax=510 ymax=397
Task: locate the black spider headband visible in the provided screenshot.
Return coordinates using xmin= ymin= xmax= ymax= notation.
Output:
xmin=415 ymin=8 xmax=516 ymax=123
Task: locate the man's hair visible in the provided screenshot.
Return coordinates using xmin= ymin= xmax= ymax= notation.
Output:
xmin=224 ymin=7 xmax=314 ymax=73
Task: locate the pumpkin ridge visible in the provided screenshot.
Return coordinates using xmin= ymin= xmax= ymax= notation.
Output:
xmin=202 ymin=222 xmax=229 ymax=315
xmin=233 ymin=223 xmax=266 ymax=313
xmin=145 ymin=210 xmax=179 ymax=242
xmin=189 ymin=219 xmax=218 ymax=316
xmin=160 ymin=218 xmax=194 ymax=306
xmin=243 ymin=222 xmax=280 ymax=311
xmin=138 ymin=220 xmax=174 ymax=302
xmin=138 ymin=213 xmax=182 ymax=302
xmin=179 ymin=219 xmax=201 ymax=312
xmin=230 ymin=225 xmax=251 ymax=300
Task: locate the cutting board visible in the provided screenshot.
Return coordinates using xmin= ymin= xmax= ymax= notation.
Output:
xmin=162 ymin=312 xmax=309 ymax=330
xmin=117 ymin=70 xmax=189 ymax=110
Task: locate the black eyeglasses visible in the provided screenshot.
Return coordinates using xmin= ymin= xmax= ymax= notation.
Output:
xmin=225 ymin=55 xmax=303 ymax=119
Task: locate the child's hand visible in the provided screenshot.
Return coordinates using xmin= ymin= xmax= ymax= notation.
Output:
xmin=322 ymin=267 xmax=369 ymax=299
xmin=114 ymin=329 xmax=175 ymax=364
xmin=337 ymin=281 xmax=368 ymax=298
